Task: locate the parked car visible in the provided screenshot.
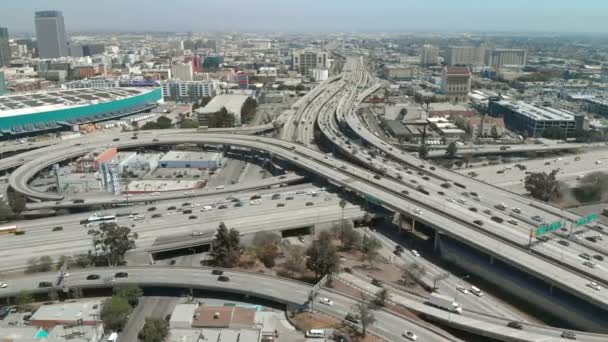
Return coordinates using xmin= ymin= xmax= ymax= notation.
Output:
xmin=86 ymin=274 xmax=100 ymax=280
xmin=115 ymin=272 xmax=129 ymax=278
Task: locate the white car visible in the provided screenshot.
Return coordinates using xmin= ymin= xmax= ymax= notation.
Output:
xmin=456 ymin=285 xmax=469 ymax=294
xmin=588 ymin=282 xmax=601 ymax=291
xmin=191 ymin=231 xmax=204 ymax=237
xmin=319 ymin=297 xmax=333 ymax=306
xmin=402 ymin=330 xmax=417 ymax=340
xmin=414 ymin=208 xmax=422 ymax=215
xmin=410 ymin=250 xmax=420 ymax=257
xmin=0 ymin=283 xmax=8 ymax=288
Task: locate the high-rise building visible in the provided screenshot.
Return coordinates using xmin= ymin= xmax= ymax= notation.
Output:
xmin=171 ymin=62 xmax=194 ymax=81
xmin=184 ymin=55 xmax=203 ymax=72
xmin=420 ymin=44 xmax=439 ymax=66
xmin=0 ymin=27 xmax=11 ymax=67
xmin=485 ymin=49 xmax=527 ymax=68
xmin=0 ymin=70 xmax=6 ymax=96
xmin=161 ymin=80 xmax=219 ymax=101
xmin=35 ymin=10 xmax=69 ymax=58
xmin=446 ymin=45 xmax=485 ymax=66
xmin=291 ymin=49 xmax=329 ymax=76
xmin=237 ymin=71 xmax=249 ymax=89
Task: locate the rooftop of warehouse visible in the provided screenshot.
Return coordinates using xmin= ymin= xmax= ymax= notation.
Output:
xmin=496 ymin=100 xmax=577 ymax=121
xmin=160 ymin=151 xmax=222 ymax=161
xmin=0 ymin=87 xmax=157 ymax=117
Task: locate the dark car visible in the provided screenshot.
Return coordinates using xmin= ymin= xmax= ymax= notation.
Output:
xmin=271 ymin=194 xmax=281 ymax=200
xmin=167 ymin=206 xmax=176 ymax=210
xmin=557 ymin=240 xmax=570 ymax=247
xmin=469 ymin=207 xmax=478 ymax=212
xmin=277 ymin=203 xmax=286 ymax=207
xmin=373 ymin=175 xmax=381 ymax=180
xmin=401 ymin=190 xmax=409 ymax=195
xmin=441 ymin=182 xmax=451 ymax=189
xmin=285 ymin=196 xmax=294 ymax=200
xmin=561 ymin=331 xmax=576 ymax=340
xmin=507 ymin=321 xmax=523 ymax=330
xmin=344 ymin=314 xmax=360 ymax=324
xmin=234 ymin=202 xmax=244 ymax=207
xmin=473 ymin=220 xmax=484 ymax=226
xmin=306 ymin=202 xmax=314 ymax=206
xmin=188 ymin=215 xmax=198 ymax=219
xmin=250 ymin=194 xmax=262 ymax=200
xmin=217 ymin=275 xmax=230 ymax=282
xmin=115 ymin=272 xmax=129 ymax=278
xmin=38 ymin=281 xmax=52 ymax=288
xmin=371 ymin=278 xmax=382 ymax=286
xmin=152 ymin=213 xmax=162 ymax=218
xmin=491 ymin=216 xmax=504 ymax=223
xmin=169 ymin=259 xmax=176 ymax=265
xmin=218 ymin=205 xmax=228 ymax=209
xmin=86 ymin=274 xmax=100 ymax=280
xmin=183 ymin=209 xmax=193 ymax=214
xmin=212 ymin=270 xmax=224 ymax=275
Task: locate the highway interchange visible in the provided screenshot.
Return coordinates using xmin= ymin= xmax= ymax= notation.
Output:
xmin=2 ymin=56 xmax=608 ymax=340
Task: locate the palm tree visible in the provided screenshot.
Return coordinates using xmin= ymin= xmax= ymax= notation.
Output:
xmin=339 ymin=199 xmax=347 ymax=232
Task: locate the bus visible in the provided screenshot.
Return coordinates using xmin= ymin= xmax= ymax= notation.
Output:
xmin=0 ymin=225 xmax=18 ymax=235
xmin=80 ymin=215 xmax=117 ymax=225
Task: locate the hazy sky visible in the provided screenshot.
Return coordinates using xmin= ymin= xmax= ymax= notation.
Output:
xmin=1 ymin=0 xmax=607 ymax=34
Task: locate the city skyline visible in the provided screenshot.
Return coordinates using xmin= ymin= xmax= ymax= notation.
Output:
xmin=1 ymin=0 xmax=608 ymax=34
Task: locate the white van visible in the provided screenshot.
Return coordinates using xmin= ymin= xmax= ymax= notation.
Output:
xmin=215 ymin=185 xmax=225 ymax=190
xmin=201 ymin=205 xmax=213 ymax=211
xmin=107 ymin=332 xmax=118 ymax=342
xmin=470 ymin=286 xmax=484 ymax=297
xmin=305 ymin=329 xmax=325 ymax=338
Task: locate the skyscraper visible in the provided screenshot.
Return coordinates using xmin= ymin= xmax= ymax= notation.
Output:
xmin=420 ymin=44 xmax=439 ymax=66
xmin=35 ymin=10 xmax=69 ymax=58
xmin=0 ymin=27 xmax=10 ymax=67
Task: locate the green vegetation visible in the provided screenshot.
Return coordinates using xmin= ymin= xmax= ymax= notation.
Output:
xmin=573 ymin=172 xmax=608 ymax=203
xmin=305 ymin=231 xmax=339 ymax=280
xmin=445 ymin=142 xmax=458 ymax=159
xmin=251 ymin=231 xmax=281 ymax=268
xmin=207 ymin=107 xmax=236 ymax=128
xmin=541 ymin=126 xmax=567 ymax=140
xmin=373 ymin=288 xmax=390 ymax=307
xmin=140 ymin=116 xmax=173 ymax=130
xmin=210 ymin=222 xmax=241 ymax=267
xmin=360 ymin=235 xmax=382 ymax=266
xmin=9 ymin=193 xmax=27 ymax=214
xmin=88 ymin=223 xmax=139 ymax=267
xmin=138 ymin=317 xmax=170 ymax=342
xmin=0 ymin=201 xmax=15 ymax=222
xmin=240 ymin=97 xmax=258 ymax=123
xmin=350 ymin=294 xmax=376 ymax=336
xmin=114 ymin=284 xmax=144 ymax=307
xmin=101 ymin=296 xmax=132 ymax=332
xmin=25 ymin=256 xmax=54 ymax=274
xmin=418 ymin=144 xmax=429 ymax=159
xmin=524 ymin=170 xmax=560 ymax=202
xmin=178 ymin=118 xmax=199 ymax=128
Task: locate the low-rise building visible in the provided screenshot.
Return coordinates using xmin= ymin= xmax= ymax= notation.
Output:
xmin=468 ymin=116 xmax=505 ymax=138
xmin=383 ymin=65 xmax=415 ymax=80
xmin=489 ymin=99 xmax=585 ymax=138
xmin=197 ymin=94 xmax=250 ymax=126
xmin=159 ymin=151 xmax=224 ymax=169
xmin=74 ymin=147 xmax=118 ymax=173
xmin=30 ymin=300 xmax=102 ymax=328
xmin=161 ymin=80 xmax=219 ymax=101
xmin=583 ymin=98 xmax=608 ymax=117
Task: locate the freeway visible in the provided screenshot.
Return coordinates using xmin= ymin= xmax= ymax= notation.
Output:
xmin=0 ymin=185 xmax=365 ymax=271
xmin=0 ymin=267 xmax=461 ymax=342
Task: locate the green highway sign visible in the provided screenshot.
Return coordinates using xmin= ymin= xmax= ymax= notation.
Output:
xmin=536 ymin=221 xmax=564 ymax=236
xmin=576 ymin=213 xmax=599 ymax=227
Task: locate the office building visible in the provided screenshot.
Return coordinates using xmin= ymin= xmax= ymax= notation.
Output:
xmin=291 ymin=49 xmax=329 ymax=76
xmin=171 ymin=62 xmax=194 ymax=81
xmin=237 ymin=71 xmax=249 ymax=89
xmin=485 ymin=49 xmax=527 ymax=68
xmin=184 ymin=55 xmax=203 ymax=72
xmin=420 ymin=44 xmax=439 ymax=66
xmin=35 ymin=10 xmax=70 ymax=58
xmin=446 ymin=45 xmax=485 ymax=66
xmin=489 ymin=99 xmax=584 ymax=138
xmin=383 ymin=65 xmax=415 ymax=80
xmin=583 ymin=98 xmax=608 ymax=117
xmin=0 ymin=70 xmax=6 ymax=95
xmin=202 ymin=55 xmax=224 ymax=70
xmin=161 ymin=80 xmax=219 ymax=101
xmin=0 ymin=27 xmax=10 ymax=67
xmin=441 ymin=67 xmax=471 ymax=102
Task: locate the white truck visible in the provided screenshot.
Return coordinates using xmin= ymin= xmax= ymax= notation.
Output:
xmin=427 ymin=293 xmax=462 ymax=314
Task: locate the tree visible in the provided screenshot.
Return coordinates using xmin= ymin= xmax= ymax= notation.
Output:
xmin=207 ymin=107 xmax=236 ymax=128
xmin=401 ymin=262 xmax=427 ymax=286
xmin=0 ymin=201 xmax=15 ymax=221
xmin=114 ymin=284 xmax=143 ymax=307
xmin=399 ymin=108 xmax=408 ymax=119
xmin=156 ymin=116 xmax=173 ymax=129
xmin=575 ymin=172 xmax=608 ymax=203
xmin=360 ymin=235 xmax=382 ymax=266
xmin=445 ymin=142 xmax=458 ymax=159
xmin=241 ymin=97 xmax=258 ymax=123
xmin=351 ymin=294 xmax=376 ymax=336
xmin=101 ymin=296 xmax=132 ymax=332
xmin=25 ymin=256 xmax=54 ymax=273
xmin=210 ymin=222 xmax=241 ymax=268
xmin=524 ymin=170 xmax=559 ymax=202
xmin=16 ymin=291 xmax=34 ymax=311
xmin=10 ymin=193 xmax=26 ymax=214
xmin=88 ymin=223 xmax=139 ymax=267
xmin=284 ymin=245 xmax=306 ymax=275
xmin=373 ymin=288 xmax=390 ymax=308
xmin=418 ymin=144 xmax=429 ymax=159
xmin=140 ymin=121 xmax=159 ymax=130
xmin=306 ymin=231 xmax=339 ymax=280
xmin=179 ymin=118 xmax=199 ymax=129
xmin=332 ymin=222 xmax=361 ymax=251
xmin=138 ymin=317 xmax=169 ymax=342
xmin=56 ymin=255 xmax=73 ymax=271
xmin=252 ymin=231 xmax=281 ymax=268
xmin=542 ymin=126 xmax=566 ymax=140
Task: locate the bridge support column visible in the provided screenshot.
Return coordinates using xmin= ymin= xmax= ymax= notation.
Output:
xmin=489 ymin=255 xmax=494 ymax=265
xmin=433 ymin=230 xmax=441 ymax=253
xmin=549 ymin=284 xmax=554 ymax=296
xmin=411 ymin=219 xmax=416 ymax=232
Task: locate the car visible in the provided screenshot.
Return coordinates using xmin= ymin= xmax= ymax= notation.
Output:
xmin=441 ymin=183 xmax=451 ymax=189
xmin=271 ymin=194 xmax=281 ymax=200
xmin=183 ymin=209 xmax=193 ymax=214
xmin=218 ymin=205 xmax=228 ymax=209
xmin=507 ymin=321 xmax=524 ymax=330
xmin=531 ymin=215 xmax=543 ymax=222
xmin=38 ymin=281 xmax=53 ymax=288
xmin=169 ymin=259 xmax=176 ymax=265
xmin=437 ymin=191 xmax=445 ymax=196
xmin=319 ymin=297 xmax=333 ymax=306
xmin=473 ymin=220 xmax=484 ymax=226
xmin=277 ymin=203 xmax=286 ymax=207
xmin=306 ymin=202 xmax=314 ymax=206
xmin=456 ymin=285 xmax=469 ymax=294
xmin=414 ymin=208 xmax=422 ymax=215
xmin=188 ymin=215 xmax=198 ymax=219
xmin=151 ymin=213 xmax=162 ymax=218
xmin=285 ymin=196 xmax=294 ymax=200
xmin=371 ymin=278 xmax=382 ymax=286
xmin=192 ymin=231 xmax=204 ymax=237
xmin=344 ymin=313 xmax=360 ymax=324
xmin=234 ymin=202 xmax=244 ymax=207
xmin=495 ymin=203 xmax=507 ymax=211
xmin=410 ymin=250 xmax=420 ymax=257
xmin=557 ymin=240 xmax=570 ymax=246
xmin=212 ymin=270 xmax=224 ymax=275
xmin=115 ymin=272 xmax=129 ymax=278
xmin=217 ymin=275 xmax=230 ymax=282
xmin=250 ymin=194 xmax=262 ymax=200
xmin=512 ymin=208 xmax=522 ymax=214
xmin=470 ymin=286 xmax=484 ymax=297
xmin=86 ymin=274 xmax=100 ymax=280
xmin=593 ymin=254 xmax=604 ymax=261
xmin=457 ymin=199 xmax=466 ymax=205
xmin=402 ymin=330 xmax=417 ymax=341
xmin=401 ymin=190 xmax=409 ymax=195
xmin=373 ymin=175 xmax=381 ymax=180
xmin=491 ymin=216 xmax=504 ymax=223
xmin=579 ymin=253 xmax=591 ymax=260
xmin=0 ymin=283 xmax=8 ymax=288
xmin=587 ymin=282 xmax=601 ymax=291
xmin=561 ymin=331 xmax=576 ymax=340
xmin=583 ymin=261 xmax=596 ymax=268
xmin=483 ymin=209 xmax=492 ymax=215
xmin=469 ymin=207 xmax=478 ymax=212
xmin=507 ymin=219 xmax=519 ymax=226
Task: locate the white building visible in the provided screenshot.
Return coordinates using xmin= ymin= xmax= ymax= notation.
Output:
xmin=161 ymin=80 xmax=219 ymax=100
xmin=257 ymin=67 xmax=277 ymax=77
xmin=291 ymin=49 xmax=329 ymax=76
xmin=446 ymin=45 xmax=486 ymax=66
xmin=63 ymin=78 xmax=120 ymax=89
xmin=169 ymin=304 xmax=196 ymax=329
xmin=197 ymin=94 xmax=250 ymax=126
xmin=420 ymin=44 xmax=439 ymax=66
xmin=485 ymin=49 xmax=527 ymax=68
xmin=171 ymin=62 xmax=194 ymax=81
xmin=311 ymin=68 xmax=329 ymax=81
xmin=159 ymin=151 xmax=224 ymax=169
